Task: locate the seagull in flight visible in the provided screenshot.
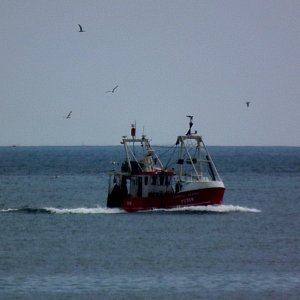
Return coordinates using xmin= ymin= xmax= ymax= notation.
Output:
xmin=106 ymin=85 xmax=118 ymax=93
xmin=78 ymin=24 xmax=85 ymax=32
xmin=65 ymin=111 xmax=72 ymax=119
xmin=246 ymin=101 xmax=250 ymax=107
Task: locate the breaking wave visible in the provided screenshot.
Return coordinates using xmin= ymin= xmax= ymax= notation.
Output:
xmin=0 ymin=205 xmax=260 ymax=214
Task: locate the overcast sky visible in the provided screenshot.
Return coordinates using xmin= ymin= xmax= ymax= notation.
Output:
xmin=0 ymin=0 xmax=299 ymax=146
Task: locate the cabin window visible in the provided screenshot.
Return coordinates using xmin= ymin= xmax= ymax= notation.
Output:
xmin=165 ymin=176 xmax=170 ymax=186
xmin=144 ymin=176 xmax=148 ymax=185
xmin=159 ymin=176 xmax=164 ymax=186
xmin=137 ymin=177 xmax=142 ymax=197
xmin=152 ymin=176 xmax=157 ymax=185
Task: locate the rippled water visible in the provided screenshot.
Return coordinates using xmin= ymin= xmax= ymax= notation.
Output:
xmin=0 ymin=146 xmax=299 ymax=299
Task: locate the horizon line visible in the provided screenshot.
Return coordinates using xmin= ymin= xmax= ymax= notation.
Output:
xmin=1 ymin=144 xmax=299 ymax=148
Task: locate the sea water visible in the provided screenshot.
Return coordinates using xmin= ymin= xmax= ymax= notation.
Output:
xmin=0 ymin=146 xmax=299 ymax=299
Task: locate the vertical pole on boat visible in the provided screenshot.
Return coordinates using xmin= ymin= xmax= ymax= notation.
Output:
xmin=196 ymin=137 xmax=202 ymax=178
xmin=179 ymin=137 xmax=184 ymax=178
xmin=131 ymin=122 xmax=136 ymax=155
xmin=182 ymin=137 xmax=201 ymax=180
xmin=202 ymin=140 xmax=221 ymax=181
xmin=124 ymin=139 xmax=131 ymax=172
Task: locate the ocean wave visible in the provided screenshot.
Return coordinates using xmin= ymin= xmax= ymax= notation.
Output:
xmin=0 ymin=204 xmax=260 ymax=214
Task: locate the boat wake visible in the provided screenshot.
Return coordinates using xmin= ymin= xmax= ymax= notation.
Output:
xmin=0 ymin=205 xmax=260 ymax=215
xmin=0 ymin=206 xmax=124 ymax=214
xmin=154 ymin=205 xmax=261 ymax=213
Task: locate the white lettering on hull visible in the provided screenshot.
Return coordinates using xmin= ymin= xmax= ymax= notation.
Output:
xmin=181 ymin=197 xmax=194 ymax=205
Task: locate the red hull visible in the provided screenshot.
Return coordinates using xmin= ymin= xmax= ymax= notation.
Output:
xmin=121 ymin=187 xmax=225 ymax=212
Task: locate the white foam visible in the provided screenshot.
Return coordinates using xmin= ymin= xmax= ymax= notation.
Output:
xmin=1 ymin=205 xmax=260 ymax=214
xmin=151 ymin=204 xmax=261 ymax=213
xmin=0 ymin=208 xmax=19 ymax=212
xmin=44 ymin=206 xmax=125 ymax=214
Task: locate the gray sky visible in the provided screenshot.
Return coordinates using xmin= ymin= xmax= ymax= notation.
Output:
xmin=1 ymin=0 xmax=299 ymax=146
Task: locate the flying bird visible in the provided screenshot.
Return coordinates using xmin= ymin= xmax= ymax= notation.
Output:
xmin=106 ymin=85 xmax=119 ymax=93
xmin=65 ymin=111 xmax=72 ymax=119
xmin=246 ymin=101 xmax=250 ymax=107
xmin=78 ymin=24 xmax=85 ymax=32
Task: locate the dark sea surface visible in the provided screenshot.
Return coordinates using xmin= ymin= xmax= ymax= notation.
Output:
xmin=0 ymin=146 xmax=299 ymax=299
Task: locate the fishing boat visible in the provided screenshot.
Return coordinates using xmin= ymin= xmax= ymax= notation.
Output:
xmin=107 ymin=116 xmax=225 ymax=212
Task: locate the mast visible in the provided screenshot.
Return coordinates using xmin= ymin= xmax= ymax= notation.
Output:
xmin=176 ymin=115 xmax=220 ymax=181
xmin=122 ymin=135 xmax=131 ymax=173
xmin=131 ymin=122 xmax=136 ymax=155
